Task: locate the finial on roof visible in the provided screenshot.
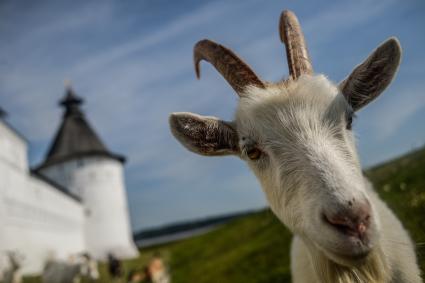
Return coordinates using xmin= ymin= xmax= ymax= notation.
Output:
xmin=60 ymin=81 xmax=83 ymax=115
xmin=64 ymin=79 xmax=72 ymax=88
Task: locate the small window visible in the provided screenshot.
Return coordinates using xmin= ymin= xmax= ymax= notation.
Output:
xmin=77 ymin=159 xmax=84 ymax=167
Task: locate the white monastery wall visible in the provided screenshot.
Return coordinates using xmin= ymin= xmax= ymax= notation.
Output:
xmin=0 ymin=120 xmax=28 ymax=172
xmin=41 ymin=157 xmax=138 ymax=260
xmin=0 ymin=121 xmax=85 ymax=275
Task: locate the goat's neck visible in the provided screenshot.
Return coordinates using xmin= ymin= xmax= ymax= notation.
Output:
xmin=303 ymin=238 xmax=390 ymax=283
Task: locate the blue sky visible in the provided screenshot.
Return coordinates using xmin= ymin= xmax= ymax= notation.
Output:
xmin=0 ymin=0 xmax=424 ymax=231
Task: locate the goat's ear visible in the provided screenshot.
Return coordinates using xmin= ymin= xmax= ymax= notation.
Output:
xmin=169 ymin=112 xmax=239 ymax=156
xmin=339 ymin=37 xmax=401 ymax=111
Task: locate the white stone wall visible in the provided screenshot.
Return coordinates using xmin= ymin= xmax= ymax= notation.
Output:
xmin=0 ymin=167 xmax=86 ymax=275
xmin=0 ymin=120 xmax=28 ymax=172
xmin=41 ymin=157 xmax=138 ymax=260
xmin=0 ymin=120 xmax=85 ymax=275
xmin=0 ymin=119 xmax=137 ymax=275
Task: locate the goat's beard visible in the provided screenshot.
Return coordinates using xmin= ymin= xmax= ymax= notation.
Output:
xmin=306 ymin=239 xmax=390 ymax=283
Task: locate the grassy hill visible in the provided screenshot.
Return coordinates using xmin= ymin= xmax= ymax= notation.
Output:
xmin=24 ymin=147 xmax=425 ymax=282
xmin=111 ymin=147 xmax=425 ymax=283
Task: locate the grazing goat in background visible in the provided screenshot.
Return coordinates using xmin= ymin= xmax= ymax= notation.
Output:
xmin=42 ymin=253 xmax=99 ymax=283
xmin=169 ymin=9 xmax=422 ymax=283
xmin=0 ymin=252 xmax=22 ymax=283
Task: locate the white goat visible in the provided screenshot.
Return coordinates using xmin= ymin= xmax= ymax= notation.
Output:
xmin=42 ymin=254 xmax=99 ymax=283
xmin=0 ymin=252 xmax=22 ymax=283
xmin=169 ymin=10 xmax=422 ymax=283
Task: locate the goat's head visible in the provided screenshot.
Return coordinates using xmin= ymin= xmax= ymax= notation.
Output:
xmin=169 ymin=10 xmax=401 ymax=266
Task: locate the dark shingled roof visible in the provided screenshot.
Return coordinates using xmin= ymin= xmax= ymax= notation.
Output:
xmin=31 ymin=170 xmax=81 ymax=202
xmin=35 ymin=86 xmax=125 ymax=170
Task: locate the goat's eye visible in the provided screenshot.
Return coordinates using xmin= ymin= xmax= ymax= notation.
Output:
xmin=247 ymin=148 xmax=262 ymax=160
xmin=346 ymin=112 xmax=355 ymax=130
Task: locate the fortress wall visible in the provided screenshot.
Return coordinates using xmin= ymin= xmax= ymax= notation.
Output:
xmin=0 ymin=159 xmax=85 ymax=275
xmin=0 ymin=120 xmax=28 ymax=172
xmin=40 ymin=157 xmax=138 ymax=260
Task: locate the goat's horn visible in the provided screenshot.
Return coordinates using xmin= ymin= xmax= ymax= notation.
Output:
xmin=279 ymin=10 xmax=313 ymax=79
xmin=194 ymin=39 xmax=265 ymax=96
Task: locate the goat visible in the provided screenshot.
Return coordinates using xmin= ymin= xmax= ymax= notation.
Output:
xmin=0 ymin=252 xmax=22 ymax=283
xmin=168 ymin=9 xmax=422 ymax=283
xmin=42 ymin=253 xmax=99 ymax=283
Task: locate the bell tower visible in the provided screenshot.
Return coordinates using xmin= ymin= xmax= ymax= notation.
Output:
xmin=34 ymin=85 xmax=138 ymax=259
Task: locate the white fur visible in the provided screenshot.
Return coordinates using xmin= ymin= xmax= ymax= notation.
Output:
xmin=0 ymin=252 xmax=23 ymax=283
xmin=42 ymin=255 xmax=99 ymax=283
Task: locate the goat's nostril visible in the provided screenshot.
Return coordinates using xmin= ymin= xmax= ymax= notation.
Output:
xmin=324 ymin=210 xmax=370 ymax=239
xmin=325 ymin=214 xmax=352 ymax=230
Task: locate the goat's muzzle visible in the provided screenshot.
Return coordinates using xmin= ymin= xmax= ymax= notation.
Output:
xmin=323 ymin=202 xmax=371 ymax=242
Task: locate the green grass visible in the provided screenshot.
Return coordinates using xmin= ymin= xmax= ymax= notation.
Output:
xmin=23 ymin=147 xmax=425 ymax=282
xmin=365 ymin=146 xmax=425 ymax=273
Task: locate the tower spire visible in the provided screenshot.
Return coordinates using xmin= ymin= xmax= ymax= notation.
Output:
xmin=34 ymin=84 xmax=125 ymax=170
